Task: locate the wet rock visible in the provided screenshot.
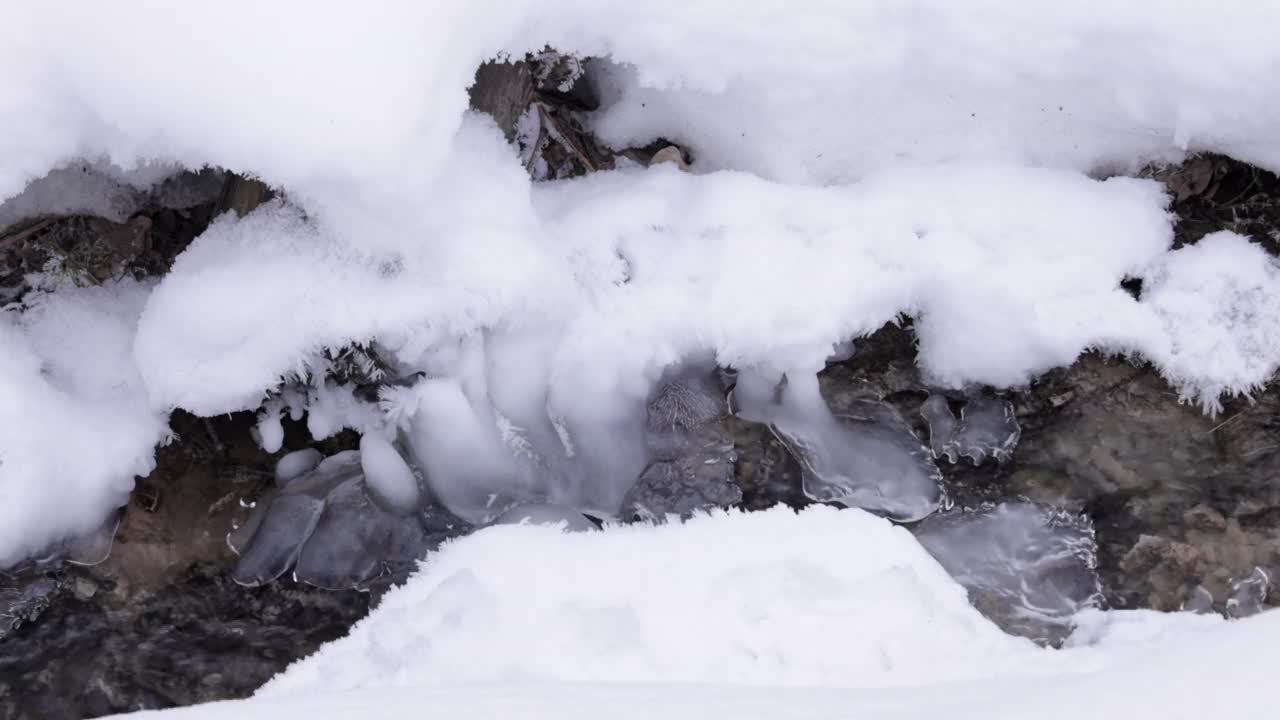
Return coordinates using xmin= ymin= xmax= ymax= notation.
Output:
xmin=0 ymin=568 xmax=60 ymax=641
xmin=625 ymin=460 xmax=741 ymax=521
xmin=914 ymin=502 xmax=1103 ymax=646
xmin=1009 ymin=353 xmax=1280 ymax=611
xmin=0 ymin=565 xmax=368 ymax=719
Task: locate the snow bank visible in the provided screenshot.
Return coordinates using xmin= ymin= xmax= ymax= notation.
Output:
xmin=117 ymin=509 xmax=1280 ymax=720
xmin=260 ymin=507 xmax=1046 ymax=694
xmin=5 ymin=1 xmax=1280 ymax=560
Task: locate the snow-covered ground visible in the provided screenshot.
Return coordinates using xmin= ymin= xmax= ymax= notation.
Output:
xmin=117 ymin=509 xmax=1279 ymax=719
xmin=4 ymin=3 xmax=1280 ymax=715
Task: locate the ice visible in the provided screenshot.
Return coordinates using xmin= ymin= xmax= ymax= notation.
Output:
xmin=913 ymin=502 xmax=1103 ymax=645
xmin=359 ymin=433 xmax=421 ymax=516
xmin=403 ymin=377 xmax=528 ymax=525
xmin=233 ymin=450 xmax=365 ymax=582
xmin=275 ymin=448 xmax=324 ymax=486
xmin=1226 ymin=567 xmax=1270 ymax=619
xmin=231 ymin=494 xmax=325 ymax=587
xmin=732 ymin=370 xmax=941 ymax=522
xmin=242 ymin=447 xmax=462 ymax=590
xmin=1183 ymin=585 xmax=1216 ymax=614
xmin=920 ymin=393 xmax=1021 ymax=465
xmin=255 ymin=406 xmax=286 ymax=454
xmin=490 ymin=503 xmax=597 ymax=532
xmin=294 ymin=477 xmax=428 ymax=591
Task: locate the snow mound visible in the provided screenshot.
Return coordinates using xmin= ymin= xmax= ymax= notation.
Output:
xmin=0 ymin=281 xmax=165 ymax=565
xmin=260 ymin=507 xmax=1044 ymax=694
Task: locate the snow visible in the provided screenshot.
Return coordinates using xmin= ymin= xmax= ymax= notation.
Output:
xmin=2 ymin=0 xmax=1280 ymax=567
xmin=0 ymin=281 xmax=165 ymax=566
xmin=261 ymin=507 xmax=1045 ymax=693
xmin=113 ymin=508 xmax=1280 ymax=719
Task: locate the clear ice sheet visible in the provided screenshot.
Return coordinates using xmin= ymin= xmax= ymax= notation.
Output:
xmin=921 ymin=393 xmax=1021 ymax=465
xmin=734 ymin=370 xmax=941 ymax=523
xmin=1227 ymin=567 xmax=1270 ymax=619
xmin=294 ymin=477 xmax=429 ymax=590
xmin=913 ymin=502 xmax=1103 ymax=645
xmin=231 ymin=493 xmax=325 ymax=587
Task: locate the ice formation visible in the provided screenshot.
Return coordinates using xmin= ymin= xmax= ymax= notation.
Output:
xmin=732 ymin=370 xmax=942 ymax=522
xmin=920 ymin=393 xmax=1021 ymax=465
xmin=359 ymin=433 xmax=422 ymax=516
xmin=275 ymin=448 xmax=324 ymax=486
xmin=913 ymin=503 xmax=1103 ymax=645
xmin=4 ymin=1 xmax=1280 ymax=566
xmin=232 ymin=449 xmax=466 ymax=590
xmin=1226 ymin=567 xmax=1270 ymax=619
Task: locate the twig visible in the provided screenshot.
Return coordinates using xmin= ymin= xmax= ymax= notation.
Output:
xmin=0 ymin=218 xmax=54 ymax=250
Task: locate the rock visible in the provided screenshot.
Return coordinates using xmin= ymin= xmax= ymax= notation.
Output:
xmin=0 ymin=564 xmax=369 ymax=718
xmin=624 ymin=459 xmax=741 ymax=521
xmin=624 ymin=366 xmax=741 ymax=520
